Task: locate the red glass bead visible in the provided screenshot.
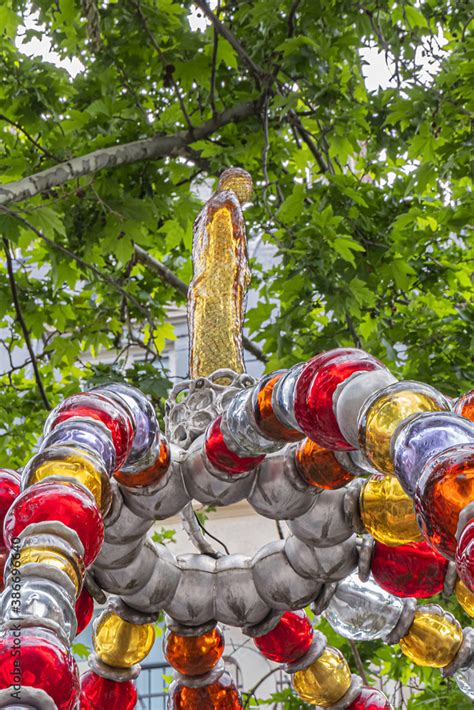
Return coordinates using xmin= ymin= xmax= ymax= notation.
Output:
xmin=80 ymin=671 xmax=137 ymax=710
xmin=0 ymin=626 xmax=80 ymax=710
xmin=254 ymin=610 xmax=313 ymax=664
xmin=75 ymin=588 xmax=94 ymax=635
xmin=455 ymin=390 xmax=474 ymax=422
xmin=371 ymin=540 xmax=448 ymax=598
xmin=46 ymin=392 xmax=134 ymax=469
xmin=205 ymin=417 xmax=265 ymax=475
xmin=346 ymin=687 xmax=392 ymax=710
xmin=415 ymin=444 xmax=474 ymax=560
xmin=3 ymin=480 xmax=104 ymax=566
xmin=168 ymin=671 xmax=243 ymax=709
xmin=456 ymin=518 xmax=474 ymax=592
xmin=294 ymin=349 xmax=383 ymax=450
xmin=0 ymin=469 xmax=21 ymax=550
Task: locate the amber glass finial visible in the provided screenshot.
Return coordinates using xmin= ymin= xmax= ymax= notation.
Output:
xmin=188 ymin=167 xmax=253 ymax=379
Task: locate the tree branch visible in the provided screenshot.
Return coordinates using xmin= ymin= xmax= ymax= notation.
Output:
xmin=133 ymin=244 xmax=268 ymax=363
xmin=288 ymin=112 xmax=329 ymax=173
xmin=0 ymin=113 xmax=60 ymax=162
xmin=130 ymin=0 xmax=193 ymax=130
xmin=1 ymin=206 xmax=156 ymax=332
xmin=2 ymin=238 xmax=51 ymax=410
xmin=0 ymin=100 xmax=258 ymax=206
xmin=194 ymin=0 xmax=264 ymax=84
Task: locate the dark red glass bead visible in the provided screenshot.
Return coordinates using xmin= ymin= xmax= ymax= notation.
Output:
xmin=168 ymin=671 xmax=243 ymax=709
xmin=346 ymin=687 xmax=392 ymax=710
xmin=300 ymin=355 xmax=383 ymax=450
xmin=415 ymin=444 xmax=474 ymax=560
xmin=205 ymin=417 xmax=264 ymax=475
xmin=46 ymin=392 xmax=134 ymax=469
xmin=294 ymin=350 xmax=357 ymax=435
xmin=254 ymin=610 xmax=313 ymax=664
xmin=456 ymin=518 xmax=474 ymax=592
xmin=0 ymin=469 xmax=21 ymax=550
xmin=80 ymin=671 xmax=137 ymax=710
xmin=3 ymin=480 xmax=104 ymax=566
xmin=0 ymin=626 xmax=80 ymax=710
xmin=75 ymin=588 xmax=94 ymax=635
xmin=371 ymin=540 xmax=448 ymax=598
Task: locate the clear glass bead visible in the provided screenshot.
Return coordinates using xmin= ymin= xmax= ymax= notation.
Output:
xmin=324 ymin=572 xmax=404 ymax=641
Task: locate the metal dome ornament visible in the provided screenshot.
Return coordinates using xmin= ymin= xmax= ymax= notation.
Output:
xmin=0 ymin=168 xmax=473 ymax=709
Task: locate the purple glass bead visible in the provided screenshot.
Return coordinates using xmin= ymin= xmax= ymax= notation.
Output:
xmin=41 ymin=418 xmax=117 ymax=474
xmin=391 ymin=411 xmax=474 ymax=497
xmin=94 ymin=383 xmax=158 ymax=468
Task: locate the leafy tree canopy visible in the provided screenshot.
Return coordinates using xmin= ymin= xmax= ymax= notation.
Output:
xmin=0 ymin=3 xmax=472 ymax=704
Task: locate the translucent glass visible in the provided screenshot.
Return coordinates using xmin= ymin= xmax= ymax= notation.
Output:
xmin=324 ymin=572 xmax=404 ymax=641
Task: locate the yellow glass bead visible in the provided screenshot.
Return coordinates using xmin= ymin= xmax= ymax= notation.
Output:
xmin=359 ymin=382 xmax=450 ymax=473
xmin=399 ymin=610 xmax=463 ymax=668
xmin=93 ymin=611 xmax=155 ymax=668
xmin=24 ymin=453 xmax=112 ymax=513
xmin=19 ymin=546 xmax=83 ymax=594
xmin=292 ymin=647 xmax=352 ymax=707
xmin=455 ymin=578 xmax=474 ymax=617
xmin=217 ymin=167 xmax=253 ymax=204
xmin=360 ymin=474 xmax=423 ymax=546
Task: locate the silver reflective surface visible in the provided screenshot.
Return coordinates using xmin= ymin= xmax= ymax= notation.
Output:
xmin=334 ymin=369 xmax=396 ymax=448
xmin=223 ymin=387 xmax=282 ymax=454
xmin=324 ymin=572 xmax=404 ymax=641
xmin=271 ymin=364 xmax=304 ymax=431
xmin=455 ymin=661 xmax=474 ymax=699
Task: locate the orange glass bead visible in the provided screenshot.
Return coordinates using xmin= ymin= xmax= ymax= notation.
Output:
xmin=295 ymin=438 xmax=355 ymax=489
xmin=164 ymin=627 xmax=224 ymax=677
xmin=168 ymin=672 xmax=242 ymax=709
xmin=115 ymin=438 xmax=170 ymax=488
xmin=455 ymin=390 xmax=474 ymax=423
xmin=415 ymin=444 xmax=474 ymax=559
xmin=254 ymin=373 xmax=304 ymax=442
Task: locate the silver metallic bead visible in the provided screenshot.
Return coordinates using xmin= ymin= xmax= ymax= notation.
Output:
xmin=222 ymin=387 xmax=283 ymax=455
xmin=120 ymin=544 xmax=181 ymax=614
xmin=335 ymin=448 xmax=380 ymax=476
xmin=284 ymin=535 xmax=358 ymax=583
xmin=0 ymin=577 xmax=77 ymax=642
xmin=454 ymin=660 xmax=474 ymax=700
xmin=103 ymin=482 xmax=153 ymax=544
xmin=252 ymin=539 xmax=321 ymax=610
xmin=248 ymin=447 xmax=317 ymax=520
xmin=271 ymin=364 xmax=304 ymax=432
xmin=0 ymin=688 xmax=56 ymax=710
xmin=93 ymin=539 xmax=157 ymax=595
xmin=214 ymin=554 xmax=270 ymax=626
xmin=287 ymin=488 xmax=353 ymax=547
xmin=385 ymin=597 xmax=417 ymax=645
xmin=334 ymin=369 xmax=397 ymax=448
xmin=94 ymin=536 xmax=145 ymax=570
xmin=171 ymin=660 xmax=225 ymax=689
xmin=119 ymin=459 xmax=190 ymax=520
xmin=442 ymin=628 xmax=474 ymax=677
xmin=284 ymin=632 xmax=327 ymax=673
xmin=181 ymin=437 xmax=255 ymax=506
xmin=88 ymin=652 xmax=141 ymax=682
xmin=165 ymin=553 xmax=216 ymax=626
xmin=323 ymin=572 xmax=404 ymax=641
xmin=357 ymin=535 xmax=375 ymax=583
